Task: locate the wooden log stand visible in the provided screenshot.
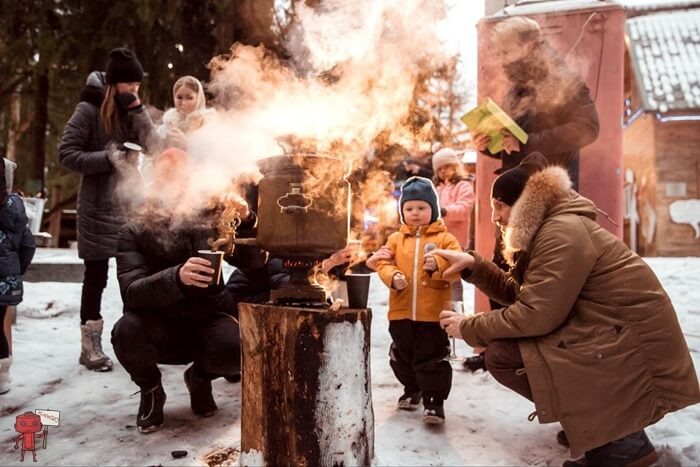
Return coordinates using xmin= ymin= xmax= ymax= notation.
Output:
xmin=239 ymin=303 xmax=374 ymax=466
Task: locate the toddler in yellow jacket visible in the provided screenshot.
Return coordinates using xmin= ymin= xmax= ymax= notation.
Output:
xmin=373 ymin=176 xmax=461 ymax=424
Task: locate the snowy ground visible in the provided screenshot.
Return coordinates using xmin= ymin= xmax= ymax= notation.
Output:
xmin=1 ymin=250 xmax=699 ymax=466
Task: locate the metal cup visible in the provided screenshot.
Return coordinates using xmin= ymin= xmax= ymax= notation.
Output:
xmin=196 ymin=250 xmax=224 ymax=285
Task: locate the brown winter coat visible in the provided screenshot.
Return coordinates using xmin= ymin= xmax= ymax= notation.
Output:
xmin=376 ymin=220 xmax=461 ymax=322
xmin=459 ymin=166 xmax=700 ymax=456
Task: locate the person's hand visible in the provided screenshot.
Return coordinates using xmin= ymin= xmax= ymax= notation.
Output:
xmin=114 ymin=92 xmax=142 ymax=111
xmin=322 ymin=243 xmax=359 ymax=274
xmin=107 ymin=146 xmax=128 ymax=169
xmin=373 ymin=246 xmax=394 ymax=262
xmin=179 ymin=257 xmax=215 ymax=288
xmin=472 ymin=133 xmax=491 ymax=152
xmin=365 ymin=246 xmax=394 ymax=271
xmin=423 ymin=255 xmax=437 ymax=272
xmin=429 ymin=249 xmax=475 ymax=276
xmin=502 ymin=132 xmax=521 ymax=155
xmin=439 ymin=309 xmax=465 ymax=338
xmin=392 ymin=272 xmax=408 ymax=290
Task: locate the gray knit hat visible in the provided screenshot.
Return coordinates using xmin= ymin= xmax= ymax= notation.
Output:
xmin=399 ymin=176 xmax=440 ymax=224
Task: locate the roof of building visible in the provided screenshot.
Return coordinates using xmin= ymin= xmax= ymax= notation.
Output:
xmin=618 ymin=0 xmax=700 ymax=17
xmin=487 ymin=0 xmax=621 ymax=19
xmin=627 ymin=8 xmax=700 ymax=113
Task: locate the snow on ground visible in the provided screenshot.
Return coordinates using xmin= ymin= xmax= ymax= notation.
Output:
xmin=1 ymin=250 xmax=699 ymax=466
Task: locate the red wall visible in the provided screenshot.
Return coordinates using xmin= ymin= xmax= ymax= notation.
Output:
xmin=474 ymin=3 xmax=625 ymax=312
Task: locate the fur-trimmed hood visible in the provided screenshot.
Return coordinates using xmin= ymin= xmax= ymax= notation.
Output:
xmin=503 ymin=166 xmax=597 ymax=265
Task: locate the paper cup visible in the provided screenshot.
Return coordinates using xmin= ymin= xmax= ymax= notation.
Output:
xmin=197 ymin=250 xmax=224 ymax=285
xmin=345 ymin=273 xmax=371 ymax=309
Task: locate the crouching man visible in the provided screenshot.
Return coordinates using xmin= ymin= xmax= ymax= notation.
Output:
xmin=111 ymin=148 xmax=263 ymax=433
xmin=434 ymin=152 xmax=700 ymax=466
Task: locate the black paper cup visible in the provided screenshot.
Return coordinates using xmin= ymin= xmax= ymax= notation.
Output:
xmin=345 ymin=273 xmax=371 ymax=309
xmin=197 ymin=250 xmax=224 ymax=285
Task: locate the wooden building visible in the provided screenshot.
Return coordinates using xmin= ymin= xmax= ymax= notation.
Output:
xmin=622 ymin=1 xmax=700 ymax=256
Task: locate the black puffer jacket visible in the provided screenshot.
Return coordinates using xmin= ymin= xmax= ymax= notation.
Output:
xmin=117 ymin=209 xmax=265 ymax=319
xmin=0 ymin=194 xmax=36 ymax=306
xmin=59 ymin=73 xmax=159 ymax=260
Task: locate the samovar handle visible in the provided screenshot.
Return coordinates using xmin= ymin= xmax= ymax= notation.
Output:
xmin=277 ymin=183 xmax=313 ymax=214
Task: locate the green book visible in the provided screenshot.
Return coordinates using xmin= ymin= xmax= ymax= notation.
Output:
xmin=460 ymin=98 xmax=528 ymax=154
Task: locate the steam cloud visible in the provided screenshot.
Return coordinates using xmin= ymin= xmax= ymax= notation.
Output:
xmin=138 ymin=0 xmax=470 ymax=234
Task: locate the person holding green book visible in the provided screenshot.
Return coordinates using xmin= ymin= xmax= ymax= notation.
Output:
xmin=464 ymin=16 xmax=601 ymax=373
xmin=471 ymin=16 xmax=599 ymax=191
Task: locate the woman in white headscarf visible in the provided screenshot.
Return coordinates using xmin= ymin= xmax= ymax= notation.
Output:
xmin=158 ymin=75 xmax=215 ymax=149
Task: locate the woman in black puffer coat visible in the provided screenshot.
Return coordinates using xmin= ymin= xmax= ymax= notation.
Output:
xmin=0 ymin=158 xmax=36 ymax=393
xmin=59 ymin=47 xmax=160 ymax=372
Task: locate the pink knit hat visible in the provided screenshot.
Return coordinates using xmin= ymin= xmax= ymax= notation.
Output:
xmin=432 ymin=148 xmax=461 ymax=172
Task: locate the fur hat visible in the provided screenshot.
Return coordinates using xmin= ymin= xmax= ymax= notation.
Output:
xmin=432 ymin=147 xmax=461 ymax=172
xmin=491 ymin=152 xmax=548 ymax=206
xmin=105 ymin=48 xmax=144 ymax=85
xmin=399 ymin=176 xmax=440 ymax=224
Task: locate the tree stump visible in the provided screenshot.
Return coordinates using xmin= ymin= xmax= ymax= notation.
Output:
xmin=239 ymin=303 xmax=374 ymax=466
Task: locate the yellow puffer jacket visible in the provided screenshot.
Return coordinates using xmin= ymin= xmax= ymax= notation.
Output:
xmin=376 ymin=220 xmax=462 ymax=322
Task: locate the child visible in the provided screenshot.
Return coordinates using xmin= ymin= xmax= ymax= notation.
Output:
xmin=432 ymin=147 xmax=474 ymax=301
xmin=373 ymin=176 xmax=461 ymax=424
xmin=159 ymin=75 xmax=214 ymax=148
xmin=0 ymin=158 xmax=36 ymax=393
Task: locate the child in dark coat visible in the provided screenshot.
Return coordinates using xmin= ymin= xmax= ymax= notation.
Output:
xmin=0 ymin=158 xmax=36 ymax=393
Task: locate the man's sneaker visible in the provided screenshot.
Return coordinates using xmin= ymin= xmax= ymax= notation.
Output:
xmin=462 ymin=353 xmax=487 ymax=373
xmin=184 ymin=365 xmax=218 ymax=417
xmin=397 ymin=390 xmax=422 ymax=410
xmin=136 ymin=384 xmax=166 ymax=434
xmin=563 ymin=430 xmax=658 ymax=467
xmin=423 ymin=403 xmax=445 ymax=425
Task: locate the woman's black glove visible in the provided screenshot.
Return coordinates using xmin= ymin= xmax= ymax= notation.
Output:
xmin=114 ymin=92 xmax=143 ymax=112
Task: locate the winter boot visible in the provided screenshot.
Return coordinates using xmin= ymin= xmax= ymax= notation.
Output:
xmin=136 ymin=384 xmax=166 ymax=433
xmin=0 ymin=356 xmax=12 ymax=394
xmin=563 ymin=430 xmax=658 ymax=467
xmin=397 ymin=390 xmax=422 ymax=410
xmin=462 ymin=353 xmax=487 ymax=373
xmin=184 ymin=365 xmax=218 ymax=417
xmin=557 ymin=430 xmax=570 ymax=447
xmin=79 ymin=319 xmax=113 ymax=371
xmin=422 ymin=396 xmax=445 ymax=425
xmin=225 ymin=370 xmax=242 ymax=383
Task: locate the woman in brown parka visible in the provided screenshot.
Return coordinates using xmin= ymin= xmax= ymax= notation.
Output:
xmin=433 ymin=152 xmax=700 ymax=466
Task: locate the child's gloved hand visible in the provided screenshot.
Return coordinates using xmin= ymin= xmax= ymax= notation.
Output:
xmin=392 ymin=272 xmax=408 ymax=290
xmin=423 ymin=255 xmax=437 ymax=272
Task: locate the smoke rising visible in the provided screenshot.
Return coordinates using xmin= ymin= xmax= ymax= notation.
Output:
xmin=137 ymin=0 xmax=467 ymax=237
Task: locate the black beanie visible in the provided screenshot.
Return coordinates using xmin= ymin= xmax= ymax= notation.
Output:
xmin=491 ymin=152 xmax=549 ymax=206
xmin=105 ymin=48 xmax=144 ymax=85
xmin=399 ymin=176 xmax=440 ymax=224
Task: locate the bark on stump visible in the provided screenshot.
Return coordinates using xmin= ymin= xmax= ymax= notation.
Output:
xmin=239 ymin=303 xmax=374 ymax=466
